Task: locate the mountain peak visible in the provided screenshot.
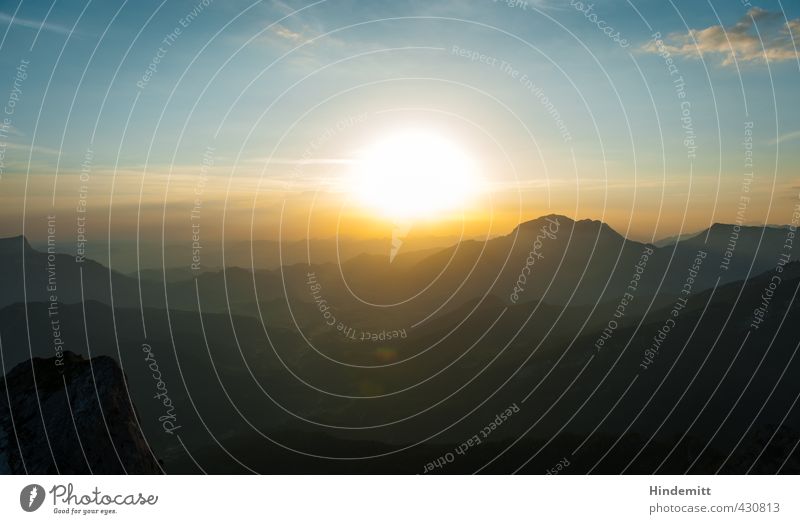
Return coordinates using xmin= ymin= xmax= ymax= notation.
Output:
xmin=513 ymin=214 xmax=573 ymax=233
xmin=512 ymin=215 xmax=624 ymax=239
xmin=708 ymin=222 xmax=784 ymax=232
xmin=0 ymin=235 xmax=32 ymax=255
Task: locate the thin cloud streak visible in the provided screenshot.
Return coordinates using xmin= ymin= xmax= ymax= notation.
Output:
xmin=772 ymin=130 xmax=800 ymax=144
xmin=0 ymin=12 xmax=75 ymax=36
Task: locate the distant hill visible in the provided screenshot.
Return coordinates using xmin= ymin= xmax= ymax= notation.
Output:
xmin=31 ymin=236 xmax=467 ymax=274
xmin=2 ymin=215 xmax=798 ymax=322
xmin=653 ymin=230 xmax=703 ymax=247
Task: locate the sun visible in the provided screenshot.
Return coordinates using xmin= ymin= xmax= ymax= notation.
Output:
xmin=350 ymin=128 xmax=482 ymax=220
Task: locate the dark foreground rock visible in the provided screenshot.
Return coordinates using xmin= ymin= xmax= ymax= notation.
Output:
xmin=0 ymin=351 xmax=161 ymax=474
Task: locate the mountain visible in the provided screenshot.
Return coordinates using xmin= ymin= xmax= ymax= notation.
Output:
xmin=2 ymin=216 xmax=796 ymax=316
xmin=311 ymin=215 xmax=798 ymax=313
xmin=0 ymin=351 xmax=161 ymax=474
xmin=33 ymin=236 xmax=466 ymax=274
xmin=1 ymin=217 xmax=799 ymax=473
xmin=653 ymin=229 xmax=703 ymax=247
xmin=0 ymin=235 xmax=145 ymax=310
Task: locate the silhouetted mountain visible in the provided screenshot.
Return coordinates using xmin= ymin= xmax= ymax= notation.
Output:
xmin=34 ymin=236 xmax=465 ymax=274
xmin=0 ymin=351 xmax=161 ymax=474
xmin=0 ymin=234 xmax=146 ymax=310
xmin=3 ymin=215 xmax=796 ymax=319
xmin=1 ymin=217 xmax=799 ymax=473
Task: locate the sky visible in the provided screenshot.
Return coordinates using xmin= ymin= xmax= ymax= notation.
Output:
xmin=0 ymin=0 xmax=798 ymax=245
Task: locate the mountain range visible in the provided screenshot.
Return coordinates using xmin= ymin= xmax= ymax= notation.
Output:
xmin=1 ymin=215 xmax=798 ymax=474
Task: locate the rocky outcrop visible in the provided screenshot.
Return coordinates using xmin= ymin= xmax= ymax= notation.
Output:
xmin=0 ymin=351 xmax=161 ymax=474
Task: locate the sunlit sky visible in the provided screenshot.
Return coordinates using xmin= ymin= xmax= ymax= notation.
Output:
xmin=0 ymin=0 xmax=799 ymax=244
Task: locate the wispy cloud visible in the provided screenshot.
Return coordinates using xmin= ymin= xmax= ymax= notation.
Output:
xmin=271 ymin=23 xmax=306 ymax=43
xmin=772 ymin=130 xmax=800 ymax=144
xmin=267 ymin=0 xmax=298 ymax=18
xmin=642 ymin=8 xmax=799 ymax=66
xmin=1 ymin=142 xmax=60 ymax=156
xmin=244 ymin=157 xmax=356 ymax=166
xmin=1 ymin=124 xmax=23 ymax=137
xmin=0 ymin=12 xmax=74 ymax=36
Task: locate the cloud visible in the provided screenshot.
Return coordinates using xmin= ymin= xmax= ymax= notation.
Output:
xmin=772 ymin=130 xmax=800 ymax=144
xmin=0 ymin=12 xmax=74 ymax=36
xmin=1 ymin=124 xmax=23 ymax=137
xmin=643 ymin=8 xmax=799 ymax=66
xmin=267 ymin=0 xmax=298 ymax=18
xmin=271 ymin=23 xmax=305 ymax=43
xmin=1 ymin=142 xmax=60 ymax=156
xmin=244 ymin=157 xmax=356 ymax=166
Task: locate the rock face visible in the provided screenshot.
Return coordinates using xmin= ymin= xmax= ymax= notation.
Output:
xmin=0 ymin=351 xmax=161 ymax=474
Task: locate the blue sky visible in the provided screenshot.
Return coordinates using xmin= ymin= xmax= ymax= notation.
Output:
xmin=1 ymin=0 xmax=799 ymax=239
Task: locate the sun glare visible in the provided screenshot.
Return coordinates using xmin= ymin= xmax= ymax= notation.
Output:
xmin=351 ymin=129 xmax=481 ymax=220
